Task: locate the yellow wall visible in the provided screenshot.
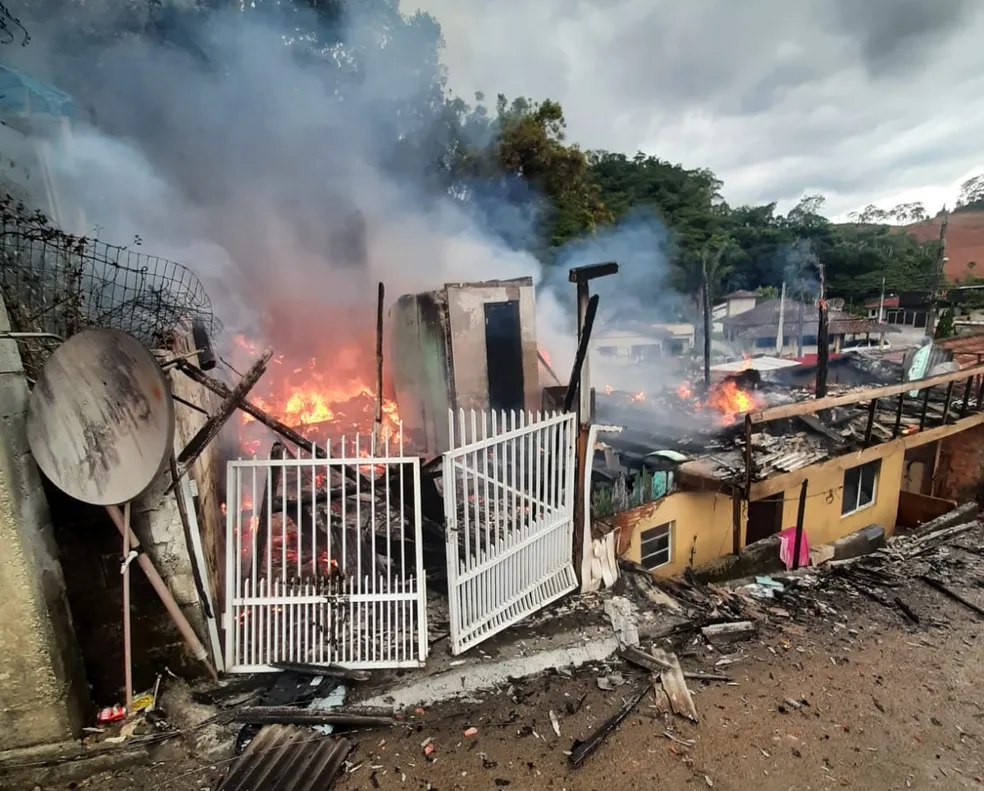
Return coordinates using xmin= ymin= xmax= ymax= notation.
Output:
xmin=620 ymin=450 xmax=905 ymax=577
xmin=776 ymin=450 xmax=904 ymax=547
xmin=621 ymin=491 xmax=741 ymax=577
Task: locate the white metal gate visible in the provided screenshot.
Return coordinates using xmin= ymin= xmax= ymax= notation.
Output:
xmin=224 ymin=430 xmax=427 ymax=672
xmin=443 ymin=409 xmax=577 ymax=655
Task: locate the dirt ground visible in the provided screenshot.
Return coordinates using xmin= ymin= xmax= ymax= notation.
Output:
xmin=60 ymin=572 xmax=984 ymax=791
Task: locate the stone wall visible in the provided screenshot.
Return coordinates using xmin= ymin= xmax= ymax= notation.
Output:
xmin=936 ymin=424 xmax=984 ymax=504
xmin=0 ymin=295 xmax=88 ymax=751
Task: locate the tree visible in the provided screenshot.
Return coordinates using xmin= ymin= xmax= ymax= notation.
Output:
xmin=957 ymin=174 xmax=984 ymax=210
xmin=935 ymin=308 xmax=956 ymax=339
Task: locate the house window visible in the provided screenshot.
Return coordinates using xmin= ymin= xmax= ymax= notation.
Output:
xmin=640 ymin=522 xmax=673 ymax=569
xmin=841 ymin=460 xmax=880 ymax=516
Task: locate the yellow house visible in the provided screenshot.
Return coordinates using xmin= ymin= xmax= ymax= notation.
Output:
xmin=607 ymin=363 xmax=984 ymax=577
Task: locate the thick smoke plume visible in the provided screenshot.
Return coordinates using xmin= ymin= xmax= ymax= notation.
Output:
xmin=16 ymin=5 xmax=559 ymax=360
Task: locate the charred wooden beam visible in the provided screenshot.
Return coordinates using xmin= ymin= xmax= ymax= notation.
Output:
xmin=792 ymin=479 xmax=808 ymax=570
xmin=749 ymin=361 xmax=984 ymax=425
xmin=961 ymin=375 xmax=973 ymax=418
xmin=172 ymin=348 xmax=273 ymax=489
xmin=941 ymin=381 xmax=955 ymax=425
xmin=563 ymin=294 xmax=600 ymax=413
xmin=863 ymin=398 xmax=879 ymax=448
xmin=919 ymin=387 xmax=932 ymax=432
xmin=174 ymin=359 xmax=372 ymax=488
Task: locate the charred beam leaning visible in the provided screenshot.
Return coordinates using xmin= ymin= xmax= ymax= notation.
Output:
xmin=173 ymin=346 xmax=273 ymax=488
xmin=792 ymin=479 xmax=808 ymax=570
xmin=941 ymin=381 xmax=955 ymax=425
xmin=568 ymin=261 xmax=618 ymax=588
xmin=175 ymin=358 xmax=371 ymax=488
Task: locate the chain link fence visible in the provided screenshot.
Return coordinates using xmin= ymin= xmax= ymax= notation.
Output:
xmin=0 ymin=194 xmax=221 ymax=377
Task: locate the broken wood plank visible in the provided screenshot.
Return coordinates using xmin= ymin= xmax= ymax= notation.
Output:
xmin=652 ymin=647 xmax=698 ymax=723
xmin=568 ymin=685 xmax=648 ymax=767
xmin=621 ymin=647 xmax=731 ymax=682
xmin=918 ymin=575 xmax=984 ymax=618
xmin=893 ymin=596 xmax=920 ymax=624
xmin=270 ymin=660 xmax=371 ymax=682
xmin=701 ymin=621 xmax=756 ymax=644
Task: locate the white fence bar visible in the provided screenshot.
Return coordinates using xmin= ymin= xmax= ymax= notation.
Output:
xmin=223 ymin=428 xmax=428 ymax=672
xmin=443 ymin=409 xmax=578 ymax=655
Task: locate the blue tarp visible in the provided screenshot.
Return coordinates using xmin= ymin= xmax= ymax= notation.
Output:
xmin=0 ymin=63 xmax=75 ymax=118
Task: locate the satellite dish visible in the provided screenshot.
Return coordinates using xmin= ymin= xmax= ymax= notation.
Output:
xmin=26 ymin=328 xmax=175 ymax=506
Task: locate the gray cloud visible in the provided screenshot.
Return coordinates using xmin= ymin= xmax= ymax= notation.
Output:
xmin=412 ymin=0 xmax=984 ymax=216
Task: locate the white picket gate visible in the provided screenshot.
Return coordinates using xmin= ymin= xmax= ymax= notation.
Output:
xmin=224 ymin=430 xmax=428 ymax=672
xmin=442 ymin=409 xmax=578 ymax=655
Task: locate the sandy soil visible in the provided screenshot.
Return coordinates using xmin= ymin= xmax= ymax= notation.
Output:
xmin=65 ymin=569 xmax=984 ymax=791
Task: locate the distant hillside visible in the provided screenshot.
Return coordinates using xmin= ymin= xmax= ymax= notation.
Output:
xmin=901 ymin=209 xmax=984 ymax=282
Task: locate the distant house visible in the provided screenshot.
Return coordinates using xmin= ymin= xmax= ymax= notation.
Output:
xmin=722 ymin=298 xmax=898 ymax=357
xmin=712 ymin=290 xmax=758 ymax=333
xmin=864 ymin=293 xmax=933 ymax=328
xmin=591 ymin=321 xmax=697 ymax=366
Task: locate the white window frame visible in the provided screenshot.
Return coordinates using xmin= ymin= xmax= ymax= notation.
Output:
xmin=640 ymin=521 xmax=673 ymax=570
xmin=841 ymin=460 xmax=880 ymax=517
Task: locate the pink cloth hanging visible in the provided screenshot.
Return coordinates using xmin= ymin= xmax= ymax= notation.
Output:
xmin=778 ymin=526 xmax=810 ymax=570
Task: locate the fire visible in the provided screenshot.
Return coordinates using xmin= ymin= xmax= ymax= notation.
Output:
xmin=630 ymin=391 xmax=646 ymax=402
xmin=674 ymin=378 xmax=764 ymax=425
xmin=230 ymin=332 xmax=401 ymax=455
xmin=705 ymin=379 xmax=762 ymax=424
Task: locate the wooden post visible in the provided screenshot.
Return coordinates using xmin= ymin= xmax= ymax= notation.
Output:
xmin=744 ymin=414 xmax=754 ymax=493
xmin=893 ymin=392 xmax=905 ymax=438
xmin=941 ymin=380 xmax=955 ymax=426
xmin=816 ymin=263 xmax=828 ymax=398
xmin=702 ymin=259 xmax=712 ymax=388
xmin=372 ymin=282 xmax=385 ymax=453
xmin=926 ymin=208 xmax=949 ymax=337
xmin=919 ymin=387 xmax=932 ymax=432
xmin=960 ymin=375 xmax=972 ymax=418
xmin=863 ymin=398 xmax=879 ymax=448
xmin=792 ymin=480 xmax=808 ymax=571
xmin=976 ymin=375 xmax=984 ymax=411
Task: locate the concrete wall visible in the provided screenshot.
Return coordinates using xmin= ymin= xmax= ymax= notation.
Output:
xmin=773 ymin=451 xmax=903 ymax=547
xmin=0 ymin=295 xmax=87 ymax=751
xmin=620 ymin=449 xmax=906 ymax=577
xmin=446 ymin=279 xmax=539 ymax=414
xmin=619 ymin=490 xmax=741 ymax=577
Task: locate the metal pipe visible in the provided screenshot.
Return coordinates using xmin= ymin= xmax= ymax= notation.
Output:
xmin=105 ymin=504 xmax=219 ymax=681
xmin=122 ymin=502 xmax=133 ymax=713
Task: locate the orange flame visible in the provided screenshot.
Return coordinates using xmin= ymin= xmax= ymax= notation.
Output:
xmin=674 ymin=379 xmax=763 ymax=425
xmin=230 ymin=332 xmax=400 ymax=455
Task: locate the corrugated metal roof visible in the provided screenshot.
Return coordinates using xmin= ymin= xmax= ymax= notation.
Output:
xmin=217 ymin=725 xmax=352 ymax=791
xmin=711 ymin=356 xmax=800 ymax=373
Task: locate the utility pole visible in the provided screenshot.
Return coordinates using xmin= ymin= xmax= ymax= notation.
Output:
xmin=878 ymin=276 xmax=886 ymax=349
xmin=926 ymin=208 xmax=949 ymax=337
xmin=701 ymin=258 xmax=711 ymax=387
xmin=816 ymin=262 xmax=829 ymax=398
xmin=776 ymin=281 xmax=786 ymax=356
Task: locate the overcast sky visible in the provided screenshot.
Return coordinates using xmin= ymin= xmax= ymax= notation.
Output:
xmin=411 ymin=0 xmax=984 ymax=220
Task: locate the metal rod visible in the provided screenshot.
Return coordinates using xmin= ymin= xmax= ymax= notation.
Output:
xmin=863 ymin=398 xmax=879 ymax=448
xmin=122 ymin=501 xmax=133 ymax=713
xmin=792 ymin=480 xmax=808 ymax=571
xmin=104 ymin=504 xmax=219 ymax=681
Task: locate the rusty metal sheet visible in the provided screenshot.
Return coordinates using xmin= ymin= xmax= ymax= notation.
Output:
xmin=217 ymin=725 xmax=351 ymax=791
